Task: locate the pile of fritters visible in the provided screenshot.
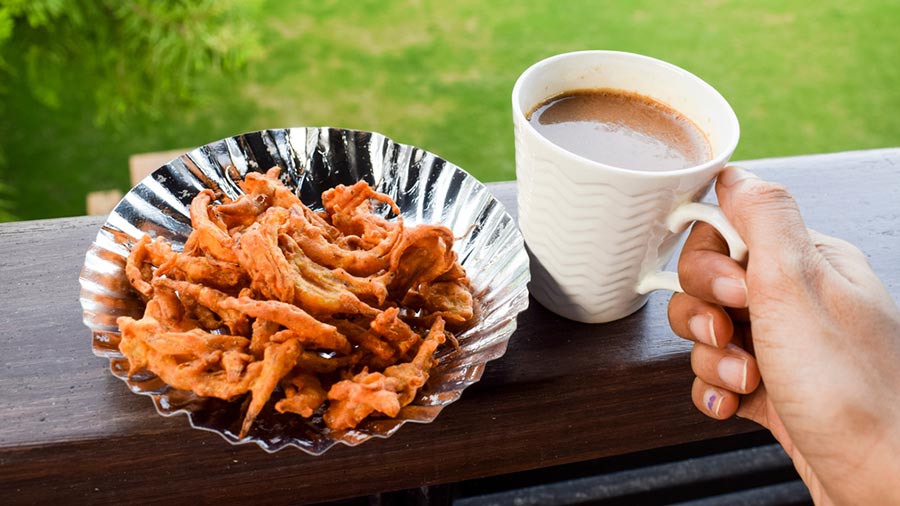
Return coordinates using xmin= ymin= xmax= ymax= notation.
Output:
xmin=117 ymin=168 xmax=474 ymax=437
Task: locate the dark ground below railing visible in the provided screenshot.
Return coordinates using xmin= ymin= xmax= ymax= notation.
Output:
xmin=328 ymin=431 xmax=812 ymax=506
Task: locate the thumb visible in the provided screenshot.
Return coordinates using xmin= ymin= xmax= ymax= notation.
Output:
xmin=715 ymin=166 xmax=816 ymax=269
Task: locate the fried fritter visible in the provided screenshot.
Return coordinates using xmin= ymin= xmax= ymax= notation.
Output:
xmin=285 ymin=205 xmax=396 ymax=277
xmin=274 ymin=372 xmax=327 ymax=418
xmin=323 ymin=317 xmax=448 ymax=430
xmin=184 ymin=189 xmax=240 ymax=264
xmin=118 ymin=168 xmax=474 ymax=436
xmin=418 ymin=280 xmax=475 ymax=325
xmin=239 ymin=339 xmax=302 ymax=438
xmin=126 ymin=235 xmax=167 ymax=299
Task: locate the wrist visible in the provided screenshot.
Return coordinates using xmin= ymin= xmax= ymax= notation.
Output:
xmin=822 ymin=410 xmax=900 ymax=505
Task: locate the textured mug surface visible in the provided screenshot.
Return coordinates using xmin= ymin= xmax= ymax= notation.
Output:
xmin=512 ymin=51 xmax=740 ymax=323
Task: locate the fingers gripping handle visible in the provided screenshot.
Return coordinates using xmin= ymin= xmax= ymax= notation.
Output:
xmin=672 ymin=202 xmax=748 ymax=262
xmin=637 ymin=202 xmax=748 ymax=295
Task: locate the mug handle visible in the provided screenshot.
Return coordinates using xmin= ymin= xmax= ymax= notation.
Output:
xmin=636 ymin=202 xmax=747 ymax=294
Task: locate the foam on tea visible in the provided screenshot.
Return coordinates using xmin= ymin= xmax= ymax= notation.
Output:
xmin=527 ymin=89 xmax=712 ymax=171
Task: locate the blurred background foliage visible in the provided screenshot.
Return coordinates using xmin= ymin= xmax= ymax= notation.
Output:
xmin=0 ymin=0 xmax=898 ymax=222
xmin=0 ymin=0 xmax=262 ymax=220
xmin=0 ymin=0 xmax=261 ymax=121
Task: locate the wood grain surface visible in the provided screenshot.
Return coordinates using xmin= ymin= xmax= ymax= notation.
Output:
xmin=0 ymin=148 xmax=897 ymax=505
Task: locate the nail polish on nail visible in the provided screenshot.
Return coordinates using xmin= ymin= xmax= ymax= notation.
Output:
xmin=718 ymin=356 xmax=748 ymax=392
xmin=719 ymin=166 xmax=759 ymax=187
xmin=689 ymin=314 xmax=717 ymax=347
xmin=712 ymin=277 xmax=748 ymax=308
xmin=704 ymin=388 xmax=723 ymax=416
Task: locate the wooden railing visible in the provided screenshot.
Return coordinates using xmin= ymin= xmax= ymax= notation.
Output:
xmin=1 ymin=148 xmax=897 ymax=505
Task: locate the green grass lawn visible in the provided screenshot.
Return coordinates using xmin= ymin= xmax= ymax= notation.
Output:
xmin=1 ymin=0 xmax=898 ymax=221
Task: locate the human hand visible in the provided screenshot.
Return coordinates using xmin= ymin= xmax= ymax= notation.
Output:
xmin=668 ymin=166 xmax=900 ymax=506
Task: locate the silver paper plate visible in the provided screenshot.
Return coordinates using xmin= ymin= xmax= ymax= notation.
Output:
xmin=79 ymin=127 xmax=530 ymax=453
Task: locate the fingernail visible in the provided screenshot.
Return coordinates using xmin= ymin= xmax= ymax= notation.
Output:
xmin=703 ymin=387 xmax=725 ymax=416
xmin=712 ymin=277 xmax=748 ymax=308
xmin=718 ymin=355 xmax=748 ymax=392
xmin=719 ymin=166 xmax=759 ymax=187
xmin=689 ymin=313 xmax=718 ymax=347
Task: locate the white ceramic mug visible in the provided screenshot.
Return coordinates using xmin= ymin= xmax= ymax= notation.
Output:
xmin=512 ymin=50 xmax=746 ymax=323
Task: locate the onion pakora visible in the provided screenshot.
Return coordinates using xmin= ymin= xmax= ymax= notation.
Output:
xmin=117 ymin=168 xmax=474 ymax=437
